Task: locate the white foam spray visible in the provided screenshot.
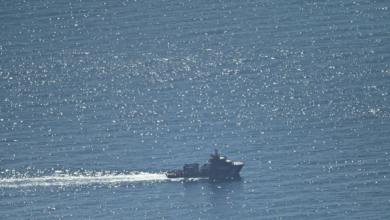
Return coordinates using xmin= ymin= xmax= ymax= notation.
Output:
xmin=0 ymin=172 xmax=168 ymax=188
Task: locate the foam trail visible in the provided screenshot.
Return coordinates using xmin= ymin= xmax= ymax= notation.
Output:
xmin=0 ymin=172 xmax=168 ymax=188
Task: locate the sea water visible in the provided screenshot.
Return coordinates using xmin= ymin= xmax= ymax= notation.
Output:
xmin=1 ymin=0 xmax=389 ymax=219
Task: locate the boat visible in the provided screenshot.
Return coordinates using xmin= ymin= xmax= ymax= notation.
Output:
xmin=166 ymin=149 xmax=244 ymax=178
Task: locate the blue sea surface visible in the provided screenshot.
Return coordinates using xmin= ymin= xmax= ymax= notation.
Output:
xmin=1 ymin=0 xmax=389 ymax=219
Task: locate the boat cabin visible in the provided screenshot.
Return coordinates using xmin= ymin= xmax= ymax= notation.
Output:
xmin=183 ymin=163 xmax=199 ymax=173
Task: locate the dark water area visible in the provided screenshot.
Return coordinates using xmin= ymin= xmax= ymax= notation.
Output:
xmin=1 ymin=0 xmax=390 ymax=219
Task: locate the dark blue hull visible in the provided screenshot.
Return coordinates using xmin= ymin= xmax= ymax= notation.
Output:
xmin=166 ymin=163 xmax=243 ymax=178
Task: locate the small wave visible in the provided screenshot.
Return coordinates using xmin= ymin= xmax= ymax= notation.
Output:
xmin=0 ymin=172 xmax=168 ymax=188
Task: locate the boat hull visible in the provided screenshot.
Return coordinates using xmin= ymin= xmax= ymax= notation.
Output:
xmin=166 ymin=163 xmax=243 ymax=179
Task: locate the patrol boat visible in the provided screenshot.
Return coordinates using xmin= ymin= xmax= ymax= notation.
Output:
xmin=166 ymin=149 xmax=244 ymax=178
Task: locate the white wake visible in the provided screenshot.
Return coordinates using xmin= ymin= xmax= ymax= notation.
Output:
xmin=0 ymin=172 xmax=168 ymax=188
